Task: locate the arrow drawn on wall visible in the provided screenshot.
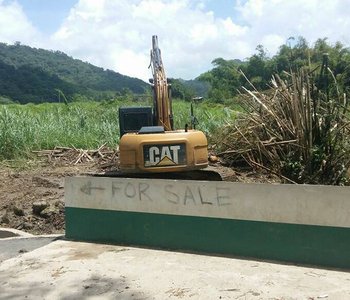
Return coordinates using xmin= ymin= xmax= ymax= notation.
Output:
xmin=80 ymin=181 xmax=105 ymax=195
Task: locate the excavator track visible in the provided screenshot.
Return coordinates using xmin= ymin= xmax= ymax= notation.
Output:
xmin=93 ymin=169 xmax=222 ymax=181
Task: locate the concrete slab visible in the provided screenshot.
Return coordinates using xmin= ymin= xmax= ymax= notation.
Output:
xmin=0 ymin=240 xmax=350 ymax=299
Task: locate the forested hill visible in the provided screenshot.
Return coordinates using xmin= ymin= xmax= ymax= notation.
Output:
xmin=0 ymin=43 xmax=148 ymax=103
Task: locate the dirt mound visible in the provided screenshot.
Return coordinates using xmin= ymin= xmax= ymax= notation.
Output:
xmin=1 ymin=167 xmax=65 ymax=234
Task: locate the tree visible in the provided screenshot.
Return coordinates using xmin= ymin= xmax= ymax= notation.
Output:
xmin=240 ymin=45 xmax=271 ymax=90
xmin=169 ymin=79 xmax=195 ymax=101
xmin=198 ymin=58 xmax=241 ymax=102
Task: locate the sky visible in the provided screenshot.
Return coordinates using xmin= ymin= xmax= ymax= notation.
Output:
xmin=0 ymin=0 xmax=350 ymax=82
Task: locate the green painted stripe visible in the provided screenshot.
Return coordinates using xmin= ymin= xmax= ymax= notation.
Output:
xmin=65 ymin=207 xmax=350 ymax=269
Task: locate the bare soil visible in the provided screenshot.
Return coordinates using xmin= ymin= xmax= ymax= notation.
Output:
xmin=0 ymin=159 xmax=280 ymax=235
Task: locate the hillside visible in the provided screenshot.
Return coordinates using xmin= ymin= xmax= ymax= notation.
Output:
xmin=0 ymin=43 xmax=148 ymax=103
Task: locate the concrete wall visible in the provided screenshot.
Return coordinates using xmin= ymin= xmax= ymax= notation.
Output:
xmin=65 ymin=177 xmax=350 ymax=269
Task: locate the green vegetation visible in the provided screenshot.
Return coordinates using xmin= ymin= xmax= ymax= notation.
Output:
xmin=0 ymin=102 xmax=118 ymax=159
xmin=0 ymin=100 xmax=236 ymax=160
xmin=199 ymin=37 xmax=350 ymax=104
xmin=170 ymin=78 xmax=210 ymax=100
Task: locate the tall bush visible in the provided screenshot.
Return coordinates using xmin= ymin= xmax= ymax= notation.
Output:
xmin=217 ymin=56 xmax=350 ymax=185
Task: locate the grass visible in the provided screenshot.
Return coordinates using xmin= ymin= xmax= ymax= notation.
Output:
xmin=0 ymin=102 xmax=119 ymax=160
xmin=0 ymin=99 xmax=237 ymax=160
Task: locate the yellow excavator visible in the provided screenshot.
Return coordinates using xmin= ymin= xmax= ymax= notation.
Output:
xmin=117 ymin=36 xmax=220 ymax=180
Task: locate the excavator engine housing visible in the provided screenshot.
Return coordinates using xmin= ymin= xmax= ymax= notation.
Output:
xmin=119 ymin=129 xmax=208 ymax=173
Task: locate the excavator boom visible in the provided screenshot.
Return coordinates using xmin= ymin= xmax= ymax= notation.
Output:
xmin=149 ymin=35 xmax=173 ymax=131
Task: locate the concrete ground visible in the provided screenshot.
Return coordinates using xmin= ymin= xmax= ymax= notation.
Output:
xmin=0 ymin=232 xmax=350 ymax=300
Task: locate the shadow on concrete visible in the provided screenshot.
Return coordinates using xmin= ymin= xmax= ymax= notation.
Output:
xmin=0 ymin=230 xmax=18 ymax=238
xmin=0 ymin=235 xmax=62 ymax=263
xmin=61 ymin=274 xmax=148 ymax=300
xmin=0 ymin=271 xmax=147 ymax=300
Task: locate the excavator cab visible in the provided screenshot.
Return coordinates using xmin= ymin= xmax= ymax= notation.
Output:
xmin=118 ymin=36 xmax=209 ymax=173
xmin=119 ymin=107 xmax=153 ymax=137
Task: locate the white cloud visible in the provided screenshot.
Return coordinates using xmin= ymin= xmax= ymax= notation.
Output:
xmin=235 ymin=0 xmax=350 ymax=53
xmin=1 ymin=0 xmax=350 ymax=81
xmin=0 ymin=0 xmax=42 ymax=46
xmin=50 ymin=0 xmax=248 ymax=81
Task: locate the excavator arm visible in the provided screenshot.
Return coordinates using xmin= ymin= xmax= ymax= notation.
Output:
xmin=149 ymin=35 xmax=173 ymax=131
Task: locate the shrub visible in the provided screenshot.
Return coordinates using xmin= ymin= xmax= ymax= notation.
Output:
xmin=216 ymin=57 xmax=350 ymax=185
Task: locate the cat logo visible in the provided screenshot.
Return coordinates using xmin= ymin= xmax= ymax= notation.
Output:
xmin=144 ymin=143 xmax=186 ymax=167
